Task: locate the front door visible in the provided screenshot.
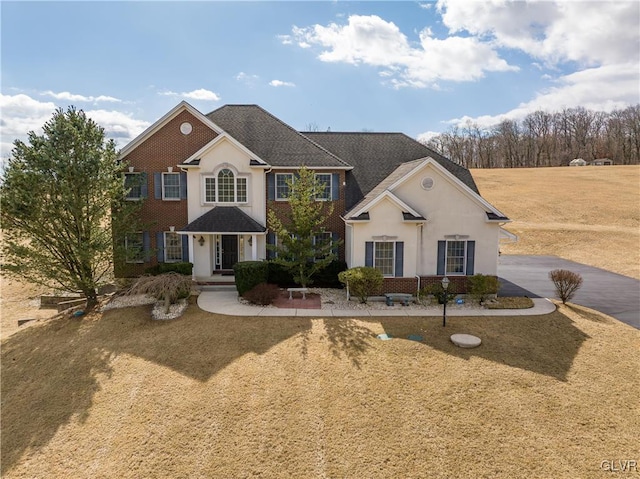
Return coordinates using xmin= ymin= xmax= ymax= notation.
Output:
xmin=221 ymin=235 xmax=238 ymax=270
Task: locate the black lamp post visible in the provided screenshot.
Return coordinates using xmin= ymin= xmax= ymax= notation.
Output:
xmin=441 ymin=276 xmax=450 ymax=327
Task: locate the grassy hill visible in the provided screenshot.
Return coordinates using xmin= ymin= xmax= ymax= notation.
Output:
xmin=472 ymin=165 xmax=640 ymax=279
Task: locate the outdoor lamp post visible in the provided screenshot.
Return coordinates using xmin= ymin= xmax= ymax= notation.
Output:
xmin=441 ymin=276 xmax=450 ymax=327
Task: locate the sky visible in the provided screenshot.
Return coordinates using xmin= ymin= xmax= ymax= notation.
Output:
xmin=1 ymin=1 xmax=639 ymax=159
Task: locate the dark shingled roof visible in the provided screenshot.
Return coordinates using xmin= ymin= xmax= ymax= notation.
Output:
xmin=303 ymin=132 xmax=480 ymax=210
xmin=403 ymin=212 xmax=426 ymax=221
xmin=486 ymin=212 xmax=510 ymax=221
xmin=181 ymin=207 xmax=266 ymax=233
xmin=206 ymin=105 xmax=349 ymax=168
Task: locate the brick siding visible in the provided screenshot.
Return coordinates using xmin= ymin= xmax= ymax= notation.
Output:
xmin=115 ymin=110 xmax=218 ymax=277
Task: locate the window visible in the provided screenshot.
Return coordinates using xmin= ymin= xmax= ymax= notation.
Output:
xmin=313 ymin=232 xmax=332 ymax=261
xmin=275 ymin=173 xmax=293 ymax=200
xmin=446 ymin=240 xmax=466 ymax=274
xmin=205 ymin=177 xmax=216 ymax=203
xmin=218 ymin=168 xmax=234 ymax=202
xmin=164 ymin=232 xmax=182 ymax=262
xmin=374 ymin=242 xmax=395 ymax=276
xmin=124 ymin=173 xmax=143 ymax=200
xmin=203 ymin=169 xmax=248 ymax=203
xmin=315 ymin=173 xmax=331 ymax=200
xmin=162 ymin=173 xmax=180 ymax=200
xmin=125 ymin=233 xmax=144 ymax=263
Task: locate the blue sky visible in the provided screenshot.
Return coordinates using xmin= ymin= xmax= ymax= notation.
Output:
xmin=2 ymin=1 xmax=639 ymax=158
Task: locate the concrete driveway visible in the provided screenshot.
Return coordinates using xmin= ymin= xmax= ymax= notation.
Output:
xmin=498 ymin=255 xmax=640 ymax=329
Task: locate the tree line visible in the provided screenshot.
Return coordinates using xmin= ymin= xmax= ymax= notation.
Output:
xmin=423 ymin=105 xmax=640 ymax=168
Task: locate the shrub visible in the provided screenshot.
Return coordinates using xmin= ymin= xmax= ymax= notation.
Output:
xmin=338 ymin=267 xmax=383 ymax=304
xmin=549 ymin=269 xmax=583 ymax=304
xmin=420 ymin=281 xmax=458 ymax=305
xmin=233 ymin=261 xmax=269 ymax=296
xmin=468 ymin=274 xmax=500 ymax=302
xmin=145 ymin=262 xmax=193 ymax=276
xmin=243 ymin=283 xmax=280 ymax=306
xmin=311 ymin=260 xmax=348 ymax=288
xmin=267 ymin=261 xmax=296 ymax=287
xmin=127 ymin=272 xmax=193 ymax=313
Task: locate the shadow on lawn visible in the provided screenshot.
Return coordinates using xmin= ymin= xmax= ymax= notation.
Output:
xmin=321 ymin=318 xmax=374 ymax=368
xmin=1 ymin=304 xmax=312 ymax=474
xmin=377 ymin=309 xmax=590 ymax=381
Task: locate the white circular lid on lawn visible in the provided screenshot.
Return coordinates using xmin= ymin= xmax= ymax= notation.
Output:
xmin=450 ymin=334 xmax=482 ymax=348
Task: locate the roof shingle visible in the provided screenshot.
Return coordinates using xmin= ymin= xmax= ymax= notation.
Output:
xmin=181 ymin=207 xmax=266 ymax=233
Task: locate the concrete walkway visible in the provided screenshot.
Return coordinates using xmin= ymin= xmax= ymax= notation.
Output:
xmin=197 ymin=290 xmax=556 ymax=317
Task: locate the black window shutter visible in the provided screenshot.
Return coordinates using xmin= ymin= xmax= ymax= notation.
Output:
xmin=156 ymin=232 xmax=164 ymax=262
xmin=365 ymin=241 xmax=373 ymax=267
xmin=180 ymin=172 xmax=188 ymax=199
xmin=466 ymin=241 xmax=475 ymax=275
xmin=437 ymin=240 xmax=446 ymax=275
xmin=331 ymin=173 xmax=340 ymax=200
xmin=154 ymin=173 xmax=162 ymax=199
xmin=332 ymin=232 xmax=339 ymax=256
xmin=267 ymin=173 xmax=275 ymax=200
xmin=181 ymin=235 xmax=189 ymax=262
xmin=395 ymin=241 xmax=404 ymax=277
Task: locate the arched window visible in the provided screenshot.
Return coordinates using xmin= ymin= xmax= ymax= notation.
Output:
xmin=203 ymin=168 xmax=248 ymax=203
xmin=218 ymin=168 xmax=235 ymax=202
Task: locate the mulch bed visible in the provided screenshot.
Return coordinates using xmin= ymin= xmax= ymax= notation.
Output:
xmin=271 ymin=290 xmax=321 ymax=309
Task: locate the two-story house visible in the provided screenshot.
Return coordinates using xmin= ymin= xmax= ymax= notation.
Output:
xmin=116 ymin=101 xmax=510 ymax=293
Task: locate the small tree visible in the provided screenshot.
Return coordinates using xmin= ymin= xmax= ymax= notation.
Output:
xmin=1 ymin=107 xmax=142 ymax=309
xmin=549 ymin=269 xmax=583 ymax=304
xmin=127 ymin=272 xmax=192 ymax=314
xmin=267 ymin=167 xmax=341 ymax=287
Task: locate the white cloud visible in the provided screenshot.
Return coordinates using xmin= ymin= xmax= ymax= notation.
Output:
xmin=442 ymin=62 xmax=640 ymax=129
xmin=416 ymin=130 xmax=440 ymax=143
xmin=0 ymin=93 xmax=150 ymax=158
xmin=437 ymin=0 xmax=639 ymax=67
xmin=41 ymin=90 xmax=122 ymax=103
xmin=277 ymin=34 xmax=292 ymax=45
xmin=286 ymin=14 xmax=516 ymax=88
xmin=159 ymin=88 xmax=221 ymax=101
xmin=269 ymin=80 xmax=296 ymax=87
xmin=235 ymin=72 xmax=260 ymax=86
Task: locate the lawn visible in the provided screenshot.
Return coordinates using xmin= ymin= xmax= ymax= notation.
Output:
xmin=2 ymin=301 xmax=638 ymax=478
xmin=472 ymin=165 xmax=640 ymax=279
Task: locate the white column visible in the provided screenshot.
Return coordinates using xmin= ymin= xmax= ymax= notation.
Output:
xmin=188 ymin=235 xmax=195 ymax=281
xmin=251 ymin=234 xmax=258 ymax=260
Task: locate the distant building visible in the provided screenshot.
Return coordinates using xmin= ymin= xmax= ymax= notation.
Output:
xmin=592 ymin=158 xmax=613 ymax=166
xmin=570 ymin=158 xmax=587 ymax=166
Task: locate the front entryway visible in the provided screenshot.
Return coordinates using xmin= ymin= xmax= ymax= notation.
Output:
xmin=221 ymin=235 xmax=238 ymax=269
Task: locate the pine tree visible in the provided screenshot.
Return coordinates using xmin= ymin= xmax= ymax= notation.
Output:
xmin=267 ymin=167 xmax=340 ymax=287
xmin=1 ymin=106 xmax=141 ymax=309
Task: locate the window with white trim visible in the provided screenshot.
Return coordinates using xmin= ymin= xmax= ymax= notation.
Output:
xmin=124 ymin=173 xmax=142 ymax=200
xmin=374 ymin=242 xmax=394 ymax=276
xmin=125 ymin=232 xmax=144 ymax=263
xmin=446 ymin=240 xmax=466 ymax=274
xmin=315 ymin=173 xmax=331 ymax=200
xmin=164 ymin=232 xmax=182 ymax=262
xmin=162 ymin=173 xmax=180 ymax=200
xmin=203 ymin=169 xmax=248 ymax=203
xmin=275 ymin=173 xmax=293 ymax=200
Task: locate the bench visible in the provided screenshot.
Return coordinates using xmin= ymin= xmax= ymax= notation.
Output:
xmin=384 ymin=293 xmax=413 ymax=306
xmin=287 ymin=287 xmax=308 ymax=300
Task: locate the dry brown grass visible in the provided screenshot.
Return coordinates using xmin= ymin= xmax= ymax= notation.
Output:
xmin=0 ymin=276 xmax=55 ymax=341
xmin=2 ymin=302 xmax=638 ymax=479
xmin=472 ymin=165 xmax=640 ymax=279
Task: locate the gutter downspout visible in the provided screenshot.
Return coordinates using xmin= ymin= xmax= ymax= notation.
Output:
xmin=415 ymin=223 xmax=424 ymax=298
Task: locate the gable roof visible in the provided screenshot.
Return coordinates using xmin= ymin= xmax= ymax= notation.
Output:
xmin=345 ymin=157 xmax=509 ymax=221
xmin=118 ymin=101 xmax=223 ymax=160
xmin=303 ymin=132 xmax=479 ymax=210
xmin=206 ymin=105 xmax=350 ymax=168
xmin=180 ymin=206 xmax=266 ymax=234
